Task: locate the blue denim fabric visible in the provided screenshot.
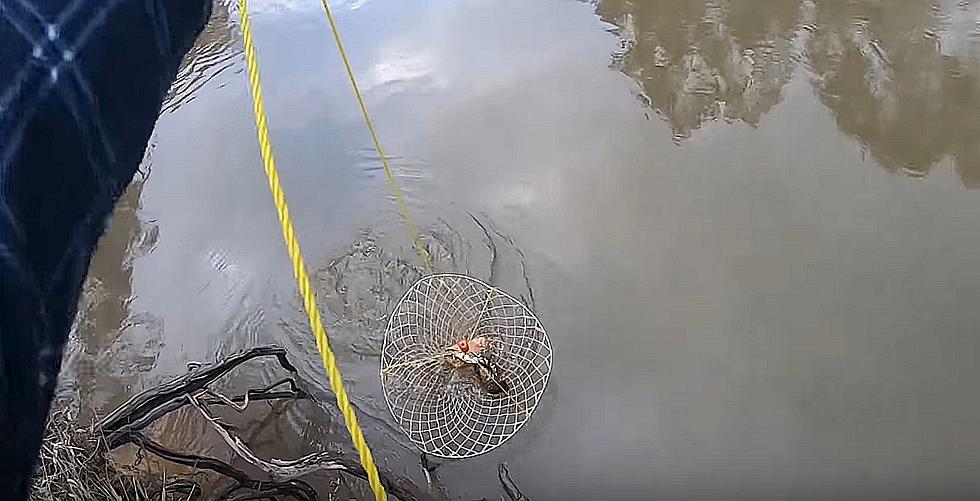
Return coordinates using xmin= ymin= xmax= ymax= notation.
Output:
xmin=0 ymin=0 xmax=210 ymax=496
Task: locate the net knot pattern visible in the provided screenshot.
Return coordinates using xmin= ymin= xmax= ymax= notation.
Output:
xmin=381 ymin=274 xmax=553 ymax=458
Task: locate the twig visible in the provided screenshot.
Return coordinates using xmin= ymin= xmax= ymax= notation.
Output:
xmin=187 ymin=392 xmax=348 ymax=478
xmin=99 ymin=346 xmax=300 ymax=449
xmin=89 ymin=345 xmax=433 ymax=501
xmin=125 ymin=431 xmax=318 ymax=501
xmin=200 ymin=378 xmax=301 ymax=411
xmin=185 ymin=392 xmax=428 ymax=501
xmin=498 ymin=463 xmax=529 ymax=501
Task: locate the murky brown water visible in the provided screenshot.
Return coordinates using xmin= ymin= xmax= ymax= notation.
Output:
xmin=66 ymin=0 xmax=980 ymax=499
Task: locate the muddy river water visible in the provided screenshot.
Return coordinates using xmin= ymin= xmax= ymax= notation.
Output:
xmin=67 ymin=0 xmax=980 ymax=499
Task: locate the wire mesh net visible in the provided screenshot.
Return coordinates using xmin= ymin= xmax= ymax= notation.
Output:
xmin=381 ymin=274 xmax=553 ymax=458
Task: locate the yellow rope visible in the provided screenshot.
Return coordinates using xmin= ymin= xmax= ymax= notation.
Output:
xmin=235 ymin=1 xmax=387 ymax=499
xmin=317 ymin=0 xmax=434 ymax=274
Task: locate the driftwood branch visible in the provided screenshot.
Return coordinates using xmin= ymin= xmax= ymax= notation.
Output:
xmin=188 ymin=392 xmax=346 ymax=478
xmin=498 ymin=463 xmax=529 ymax=501
xmin=99 ymin=346 xmax=302 ymax=449
xmin=92 ymin=344 xmax=528 ymax=501
xmin=94 ymin=346 xmax=431 ymax=500
xmin=189 ymin=390 xmax=428 ymax=501
xmin=128 ymin=432 xmax=318 ymax=501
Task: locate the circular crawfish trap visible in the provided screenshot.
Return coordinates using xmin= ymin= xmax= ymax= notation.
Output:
xmin=381 ymin=274 xmax=553 ymax=458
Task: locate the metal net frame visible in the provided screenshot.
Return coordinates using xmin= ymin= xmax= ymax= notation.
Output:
xmin=380 ymin=274 xmax=553 ymax=458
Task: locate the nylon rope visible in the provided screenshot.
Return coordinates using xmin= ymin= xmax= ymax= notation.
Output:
xmin=235 ymin=1 xmax=388 ymax=499
xmin=316 ymin=0 xmax=434 ymax=273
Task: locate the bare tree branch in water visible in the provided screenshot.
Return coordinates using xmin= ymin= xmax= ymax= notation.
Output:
xmin=95 ymin=346 xmax=430 ymax=501
xmin=87 ymin=345 xmax=531 ymax=501
xmin=185 ymin=391 xmax=428 ymax=500
xmin=127 ymin=431 xmax=319 ymax=501
xmin=98 ymin=346 xmax=302 ymax=449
